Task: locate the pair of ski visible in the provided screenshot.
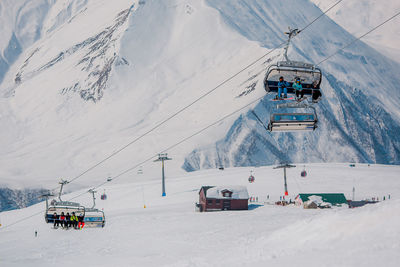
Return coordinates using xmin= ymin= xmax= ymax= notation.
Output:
xmin=53 ymin=226 xmax=79 ymax=230
xmin=272 ymin=96 xmax=307 ymax=102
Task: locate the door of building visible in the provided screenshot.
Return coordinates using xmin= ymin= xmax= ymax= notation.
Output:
xmin=223 ymin=200 xmax=231 ymax=210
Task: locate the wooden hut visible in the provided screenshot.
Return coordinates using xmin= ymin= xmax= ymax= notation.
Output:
xmin=197 ymin=186 xmax=248 ymax=212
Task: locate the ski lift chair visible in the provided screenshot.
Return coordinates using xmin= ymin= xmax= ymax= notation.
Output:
xmin=45 ymin=202 xmax=85 ymax=223
xmin=83 ymin=208 xmax=105 ymax=228
xmin=43 ymin=180 xmax=85 ymax=223
xmin=83 ymin=189 xmax=106 ymax=228
xmin=263 ymin=27 xmax=323 ymax=102
xmin=264 ymin=61 xmax=322 ymax=102
xmin=268 ymin=102 xmax=318 ymax=132
xmin=248 ymin=175 xmax=255 ymax=183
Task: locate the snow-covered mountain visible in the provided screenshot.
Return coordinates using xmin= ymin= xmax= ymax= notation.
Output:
xmin=183 ymin=0 xmax=400 ymax=171
xmin=0 ymin=0 xmax=399 ymax=194
xmin=310 ymin=0 xmax=400 ymax=63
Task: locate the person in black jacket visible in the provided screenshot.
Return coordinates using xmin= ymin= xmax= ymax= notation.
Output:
xmin=65 ymin=212 xmax=71 ymax=229
xmin=53 ymin=212 xmax=59 ymax=228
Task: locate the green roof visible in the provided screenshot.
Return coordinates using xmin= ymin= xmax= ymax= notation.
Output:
xmin=297 ymin=193 xmax=348 ymax=205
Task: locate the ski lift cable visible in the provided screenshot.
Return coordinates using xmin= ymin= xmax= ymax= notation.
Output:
xmin=0 ymin=1 xmax=346 ymax=230
xmin=316 ymin=10 xmax=400 ymax=66
xmin=0 ymin=210 xmax=43 ymax=231
xmin=63 ymin=0 xmax=344 ymax=187
xmin=67 ymin=47 xmax=284 ymax=185
xmin=68 ymin=95 xmax=266 ymax=201
xmin=299 ymin=0 xmax=343 ymax=33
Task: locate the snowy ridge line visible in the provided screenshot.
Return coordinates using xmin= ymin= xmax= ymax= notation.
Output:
xmin=0 ymin=95 xmax=265 ymax=230
xmin=316 ymin=9 xmax=400 ymax=66
xmin=61 ymin=0 xmax=345 ymax=189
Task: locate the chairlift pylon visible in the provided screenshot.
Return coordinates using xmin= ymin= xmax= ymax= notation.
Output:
xmin=264 ymin=27 xmax=322 ymax=102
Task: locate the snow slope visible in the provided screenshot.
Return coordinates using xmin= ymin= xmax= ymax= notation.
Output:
xmin=0 ymin=164 xmax=399 ymax=266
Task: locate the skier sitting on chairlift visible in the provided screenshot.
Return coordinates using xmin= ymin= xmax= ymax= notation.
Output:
xmin=53 ymin=212 xmax=60 ymax=228
xmin=60 ymin=212 xmax=66 ymax=228
xmin=312 ymin=81 xmax=322 ymax=102
xmin=70 ymin=212 xmax=79 ymax=229
xmin=293 ymin=77 xmax=304 ymax=99
xmin=66 ymin=212 xmax=71 ymax=228
xmin=78 ymin=214 xmax=85 ymax=229
xmin=276 ymin=76 xmax=289 ymax=99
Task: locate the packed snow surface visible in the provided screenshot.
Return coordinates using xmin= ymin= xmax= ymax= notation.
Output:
xmin=0 ymin=164 xmax=399 ymax=266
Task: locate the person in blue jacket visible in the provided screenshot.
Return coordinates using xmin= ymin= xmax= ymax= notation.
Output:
xmin=277 ymin=76 xmax=289 ymax=99
xmin=293 ymin=77 xmax=304 ymax=99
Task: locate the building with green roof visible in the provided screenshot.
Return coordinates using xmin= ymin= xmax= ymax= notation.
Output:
xmin=295 ymin=193 xmax=348 ymax=208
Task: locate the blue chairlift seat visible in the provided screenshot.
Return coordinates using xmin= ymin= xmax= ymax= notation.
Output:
xmin=83 ymin=208 xmax=105 ymax=228
xmin=268 ymin=112 xmax=317 ymax=132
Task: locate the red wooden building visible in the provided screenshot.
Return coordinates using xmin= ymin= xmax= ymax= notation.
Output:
xmin=197 ymin=186 xmax=249 ymax=212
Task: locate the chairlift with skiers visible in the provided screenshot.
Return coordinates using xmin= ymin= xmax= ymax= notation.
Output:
xmin=264 ymin=27 xmax=322 ymax=102
xmin=42 ymin=180 xmax=85 ymax=224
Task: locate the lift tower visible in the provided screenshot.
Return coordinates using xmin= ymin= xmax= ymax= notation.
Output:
xmin=274 ymin=163 xmax=296 ymax=196
xmin=154 ymin=153 xmax=172 ymax=197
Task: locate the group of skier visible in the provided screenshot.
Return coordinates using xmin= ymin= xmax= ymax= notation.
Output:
xmin=276 ymin=76 xmax=305 ymax=100
xmin=53 ymin=212 xmax=85 ymax=229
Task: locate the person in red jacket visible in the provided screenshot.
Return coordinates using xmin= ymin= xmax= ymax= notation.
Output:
xmin=59 ymin=212 xmax=66 ymax=228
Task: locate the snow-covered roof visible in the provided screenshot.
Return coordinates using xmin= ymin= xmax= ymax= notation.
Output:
xmin=206 ymin=186 xmax=248 ymax=199
xmin=296 ymin=193 xmax=347 ymax=205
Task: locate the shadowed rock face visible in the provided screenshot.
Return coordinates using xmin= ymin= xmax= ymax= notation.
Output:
xmin=14 ymin=7 xmax=132 ymax=102
xmin=0 ymin=187 xmax=48 ymax=212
